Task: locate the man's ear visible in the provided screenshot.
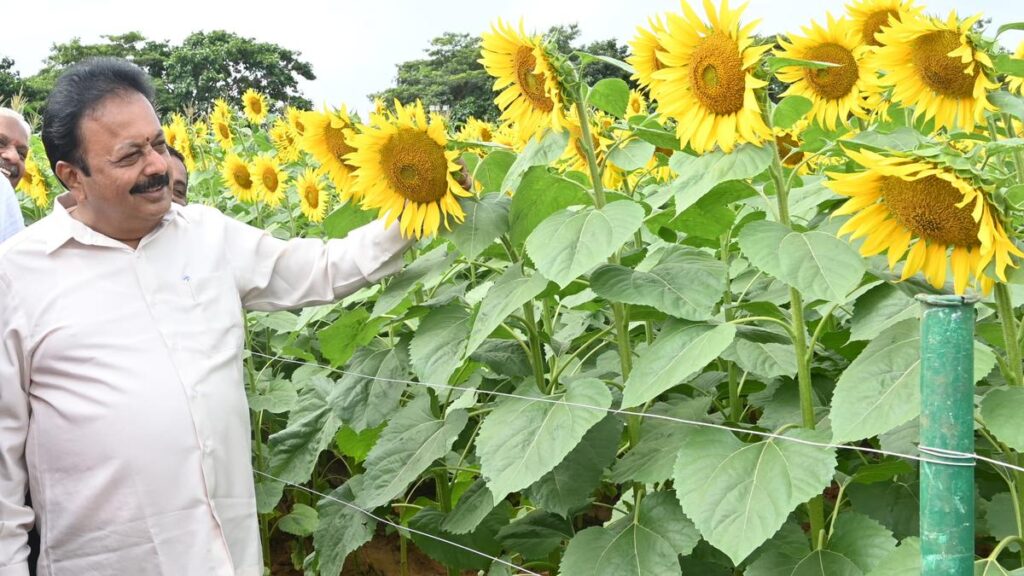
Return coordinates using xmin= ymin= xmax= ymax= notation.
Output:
xmin=55 ymin=160 xmax=85 ymax=202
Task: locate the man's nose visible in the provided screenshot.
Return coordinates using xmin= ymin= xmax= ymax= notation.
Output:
xmin=143 ymin=147 xmax=168 ymax=176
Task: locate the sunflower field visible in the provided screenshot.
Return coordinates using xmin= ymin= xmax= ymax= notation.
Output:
xmin=15 ymin=0 xmax=1024 ymax=574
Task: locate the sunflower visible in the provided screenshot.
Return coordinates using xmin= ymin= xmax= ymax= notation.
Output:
xmin=627 ymin=90 xmax=649 ymax=117
xmin=347 ymin=100 xmax=470 ymax=239
xmin=1008 ymin=40 xmax=1024 ymax=95
xmin=163 ymin=113 xmax=195 ymax=170
xmin=828 ymin=148 xmax=1021 ymax=294
xmin=652 ymin=0 xmax=773 ymax=153
xmin=16 ymin=156 xmax=49 ymax=208
xmin=874 ymin=12 xmax=998 ymax=132
xmin=269 ymin=118 xmax=301 ymax=162
xmin=286 ymin=106 xmax=307 ymax=137
xmin=296 ymin=168 xmax=328 ymax=222
xmin=776 ymin=15 xmax=872 ymax=130
xmin=301 ymin=106 xmax=360 ymax=200
xmin=845 ymin=0 xmax=919 ymax=46
xmin=458 ymin=117 xmax=498 ymax=144
xmin=241 ymin=88 xmax=269 ymax=124
xmin=211 ymin=115 xmax=234 ymax=150
xmin=480 ymin=19 xmax=568 ymax=143
xmin=561 ymin=105 xmax=624 ymax=188
xmin=252 ymin=155 xmax=288 ymax=207
xmin=221 ymin=153 xmax=258 ymax=203
xmin=629 ymin=14 xmax=669 ymax=95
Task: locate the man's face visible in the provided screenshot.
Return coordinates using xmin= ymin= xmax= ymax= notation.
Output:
xmin=168 ymin=155 xmax=188 ymax=206
xmin=0 ymin=116 xmax=29 ymax=189
xmin=64 ymin=91 xmax=171 ymax=242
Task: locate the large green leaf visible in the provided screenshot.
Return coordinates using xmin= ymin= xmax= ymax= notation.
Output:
xmin=466 ymin=264 xmax=549 ymax=355
xmin=409 ymin=303 xmax=472 ymax=385
xmin=831 ymin=319 xmax=996 ymax=443
xmin=622 ymin=322 xmax=737 ymax=408
xmin=476 ymin=378 xmax=612 ymax=501
xmin=408 ymin=503 xmax=512 ymax=571
xmin=668 ymin=144 xmax=774 ymax=214
xmin=560 ymin=491 xmax=699 ymax=576
xmin=609 ymin=398 xmax=714 ymax=484
xmin=317 ymin=308 xmax=385 ymax=367
xmin=981 ymin=387 xmax=1024 ymax=451
xmin=722 ymin=338 xmax=797 ymax=379
xmin=331 ymin=344 xmax=408 ymax=431
xmin=829 ymin=512 xmax=897 ymax=573
xmin=525 ymin=201 xmax=645 ymax=288
xmin=372 ymin=246 xmax=455 ymax=317
xmin=590 ymin=245 xmax=727 ymax=321
xmin=268 ymin=376 xmax=341 ymax=486
xmin=246 ymin=376 xmax=297 ymax=414
xmin=849 ymin=283 xmax=919 ymax=342
xmin=747 ymin=550 xmax=862 ymax=576
xmin=588 ymin=78 xmax=630 ymax=117
xmin=441 ymin=479 xmax=496 ymax=535
xmin=976 ymin=559 xmax=1024 ymax=576
xmin=323 ymin=201 xmax=376 ymax=239
xmin=983 ymin=492 xmax=1019 ymax=550
xmin=509 ymin=167 xmax=590 ymax=245
xmin=608 ymin=138 xmax=656 ymax=171
xmin=356 ymin=396 xmax=469 ymax=508
xmin=315 ymin=476 xmax=376 ymax=576
xmin=501 ymin=129 xmax=571 ymax=193
xmin=772 ymin=96 xmax=813 ymax=130
xmin=525 ymin=415 xmax=622 ymax=517
xmin=443 ymin=193 xmax=510 ymax=259
xmin=847 ymin=482 xmax=920 ymax=540
xmin=673 ymin=427 xmax=837 ymax=565
xmin=279 ymin=503 xmax=319 ymax=537
xmin=864 ymin=538 xmax=921 ymax=576
xmin=495 ymin=510 xmax=573 ymax=560
xmin=474 ymin=149 xmax=516 ymax=192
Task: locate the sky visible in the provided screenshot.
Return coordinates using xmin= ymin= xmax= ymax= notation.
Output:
xmin=5 ymin=0 xmax=1021 ymax=116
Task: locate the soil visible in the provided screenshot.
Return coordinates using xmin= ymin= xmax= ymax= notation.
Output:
xmin=268 ymin=528 xmax=462 ymax=576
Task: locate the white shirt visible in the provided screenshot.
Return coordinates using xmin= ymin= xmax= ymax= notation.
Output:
xmin=0 ymin=201 xmax=411 ymax=576
xmin=0 ymin=178 xmax=24 ymax=244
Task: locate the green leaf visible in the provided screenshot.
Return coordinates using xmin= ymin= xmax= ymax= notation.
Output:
xmin=829 ymin=512 xmax=897 ymax=573
xmin=466 ymin=264 xmax=549 ymax=355
xmin=673 ymin=427 xmax=837 ymax=565
xmin=747 ymin=550 xmax=861 ymax=576
xmin=590 ymin=245 xmax=728 ymax=321
xmin=576 ymin=51 xmax=636 ymax=75
xmin=739 ymin=220 xmax=865 ymax=303
xmin=766 ymin=56 xmax=841 ymax=74
xmin=356 ymin=396 xmax=469 ymax=508
xmin=409 ymin=303 xmax=472 ymax=385
xmin=975 ymin=558 xmax=1024 ymax=576
xmin=509 ymin=166 xmax=591 ymax=245
xmin=1005 ymin=184 xmax=1024 ymax=209
xmin=981 ymin=387 xmax=1024 ymax=451
xmin=864 ymin=538 xmax=921 ymax=576
xmin=268 ymin=376 xmax=341 ymax=486
xmin=997 ymin=22 xmax=1024 ymax=36
xmin=496 ymin=510 xmax=572 ymax=560
xmin=372 ymin=246 xmax=455 ymax=317
xmin=983 ymin=492 xmax=1019 ymax=552
xmin=443 ymin=193 xmax=510 ymax=260
xmin=525 ymin=415 xmax=622 ymax=517
xmin=314 ymin=475 xmax=376 ymax=576
xmin=610 ymin=398 xmax=714 ymax=484
xmin=851 ymin=460 xmax=915 ymax=484
xmin=850 ymin=283 xmax=919 ymax=341
xmin=477 ymin=378 xmax=612 ymax=501
xmin=587 ymin=78 xmax=630 ymax=117
xmin=334 ymin=424 xmax=381 ymax=463
xmin=608 ymin=138 xmax=656 ymax=171
xmin=474 ymin=150 xmax=516 ymax=192
xmin=561 ymin=491 xmax=699 ymax=576
xmin=279 ymin=503 xmax=319 ymax=537
xmin=246 ymin=377 xmax=297 ymax=414
xmin=668 ymin=144 xmax=774 ymax=214
xmin=724 ymin=339 xmax=797 ymax=379
xmin=773 ymin=96 xmax=814 ymax=130
xmin=995 ymin=55 xmax=1024 ymax=77
xmin=331 ymin=345 xmax=408 ymax=431
xmin=323 ymin=201 xmax=376 ymax=239
xmin=525 ymin=201 xmax=645 ymax=288
xmin=847 ymin=482 xmax=920 ymax=540
xmin=442 ymin=479 xmax=496 ymax=535
xmin=317 ymin=308 xmax=385 ymax=367
xmin=501 ymin=129 xmax=570 ymax=194
xmin=989 ymin=91 xmax=1024 ymax=123
xmin=622 ymin=322 xmax=737 ymax=408
xmin=408 ymin=503 xmax=511 ymax=571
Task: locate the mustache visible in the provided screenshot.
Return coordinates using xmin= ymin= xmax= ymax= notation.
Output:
xmin=129 ymin=173 xmax=169 ymax=195
xmin=0 ymin=161 xmax=19 ymax=179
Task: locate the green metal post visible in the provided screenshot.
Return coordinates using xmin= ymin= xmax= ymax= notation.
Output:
xmin=918 ymin=294 xmax=976 ymax=575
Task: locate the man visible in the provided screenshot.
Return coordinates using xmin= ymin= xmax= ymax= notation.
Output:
xmin=167 ymin=144 xmax=188 ymax=206
xmin=0 ymin=107 xmax=29 ymax=242
xmin=0 ymin=58 xmax=412 ymax=575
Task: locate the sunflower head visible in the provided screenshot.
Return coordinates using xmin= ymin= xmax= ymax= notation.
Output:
xmin=296 ymin=167 xmax=328 ymax=223
xmin=269 ymin=119 xmax=301 ymax=163
xmin=252 ymin=155 xmax=288 ymax=207
xmin=16 ymin=155 xmax=49 ymax=208
xmin=480 ymin=19 xmax=568 ymax=143
xmin=845 ymin=0 xmax=919 ymax=46
xmin=629 ymin=14 xmax=669 ymax=96
xmin=776 ymin=15 xmax=871 ymax=130
xmin=286 ymin=106 xmax=307 ymax=137
xmin=627 ymin=90 xmax=649 ymax=117
xmin=241 ymin=88 xmax=269 ymax=124
xmin=651 ymin=0 xmax=772 ymax=153
xmin=163 ymin=113 xmax=195 ymax=171
xmin=211 ymin=115 xmax=234 ymax=150
xmin=300 ymin=106 xmax=360 ymax=199
xmin=874 ymin=11 xmax=998 ymax=132
xmin=1008 ymin=40 xmax=1024 ymax=95
xmin=828 ymin=148 xmax=1022 ymax=294
xmin=347 ymin=100 xmax=471 ymax=239
xmin=221 ymin=153 xmax=258 ymax=203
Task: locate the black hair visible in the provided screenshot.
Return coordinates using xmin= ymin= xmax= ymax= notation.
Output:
xmin=166 ymin=144 xmax=188 ymax=180
xmin=41 ymin=57 xmax=156 ymax=180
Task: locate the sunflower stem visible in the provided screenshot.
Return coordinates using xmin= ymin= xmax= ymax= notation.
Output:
xmin=522 ymin=302 xmax=549 ymax=394
xmin=995 ymin=282 xmax=1023 ymax=387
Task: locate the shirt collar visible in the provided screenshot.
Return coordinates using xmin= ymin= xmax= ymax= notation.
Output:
xmin=44 ymin=194 xmax=188 ymax=254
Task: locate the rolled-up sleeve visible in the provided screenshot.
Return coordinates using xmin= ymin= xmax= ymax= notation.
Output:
xmin=215 ymin=210 xmax=413 ymax=312
xmin=0 ymin=272 xmax=32 ymax=576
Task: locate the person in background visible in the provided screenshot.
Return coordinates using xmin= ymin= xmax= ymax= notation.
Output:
xmin=167 ymin=144 xmax=188 ymax=206
xmin=0 ymin=107 xmax=29 ymax=242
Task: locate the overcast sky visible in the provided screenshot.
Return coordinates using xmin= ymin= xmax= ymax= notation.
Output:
xmin=6 ymin=0 xmax=1020 ymax=116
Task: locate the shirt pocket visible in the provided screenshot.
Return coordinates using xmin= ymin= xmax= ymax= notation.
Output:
xmin=173 ymin=271 xmax=244 ymax=354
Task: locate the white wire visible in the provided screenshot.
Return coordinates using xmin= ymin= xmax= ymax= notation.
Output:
xmin=254 ymin=470 xmax=540 ymax=576
xmin=249 ymin=351 xmax=974 ymax=469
